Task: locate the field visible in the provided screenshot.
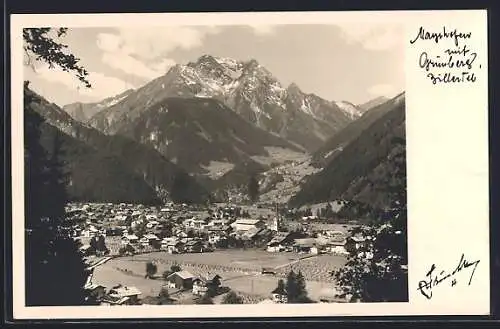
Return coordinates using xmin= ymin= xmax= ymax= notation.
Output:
xmin=92 ymin=249 xmax=347 ymax=303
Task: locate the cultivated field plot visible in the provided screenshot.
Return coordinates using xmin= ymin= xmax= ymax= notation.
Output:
xmin=92 ymin=249 xmax=347 ymax=302
xmin=133 ymin=249 xmax=305 ymax=272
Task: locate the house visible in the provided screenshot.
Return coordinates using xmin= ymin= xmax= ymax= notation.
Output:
xmin=346 ymin=235 xmax=366 ymax=252
xmin=165 ymin=270 xmax=196 ymax=290
xmin=114 ymin=215 xmax=129 ymax=222
xmin=267 ymin=232 xmax=294 ymax=252
xmin=184 ymin=240 xmax=203 ymax=253
xmin=166 ymin=240 xmax=184 ymax=254
xmin=101 ymin=285 xmax=141 ymax=305
xmin=144 ymin=233 xmax=160 ymax=242
xmin=184 ymin=218 xmax=207 ymax=230
xmin=207 ymin=219 xmax=225 ymax=228
xmin=327 ymin=235 xmax=348 ymax=255
xmin=231 ymin=219 xmax=265 ymax=232
xmin=208 ymin=234 xmax=223 ymax=245
xmin=271 ymin=286 xmax=287 ymax=303
xmin=293 ymin=238 xmax=319 ymax=254
xmin=192 ymin=274 xmax=222 ymax=296
xmin=84 ymin=283 xmax=107 ymax=301
xmin=139 ymin=237 xmax=150 ymax=247
xmin=122 ymin=234 xmax=139 ymax=245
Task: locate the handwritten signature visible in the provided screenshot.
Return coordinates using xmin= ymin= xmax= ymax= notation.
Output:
xmin=417 ymin=254 xmax=480 ymax=300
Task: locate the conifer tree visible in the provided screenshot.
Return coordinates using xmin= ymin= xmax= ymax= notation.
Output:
xmin=23 ymin=28 xmax=93 ymax=306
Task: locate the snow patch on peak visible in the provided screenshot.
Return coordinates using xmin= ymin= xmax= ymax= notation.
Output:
xmin=214 ymin=56 xmax=239 ymax=68
xmin=300 ymin=98 xmax=315 ymax=118
xmin=335 ymin=101 xmax=362 ymax=119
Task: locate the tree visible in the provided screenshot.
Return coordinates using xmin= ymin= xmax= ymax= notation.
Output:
xmin=158 ymin=287 xmax=173 ymax=305
xmin=285 ymin=270 xmax=311 ymax=303
xmin=89 ymin=236 xmax=98 ymax=255
xmin=222 ymin=291 xmax=244 ymax=304
xmin=294 ymin=271 xmax=313 ymax=303
xmin=247 ymin=174 xmax=259 ymax=203
xmin=23 ymin=28 xmax=90 ymax=88
xmin=96 ymin=235 xmax=109 ymax=255
xmin=333 ymin=138 xmax=408 ymax=302
xmin=145 ymin=261 xmax=158 ymax=279
xmin=206 ymin=276 xmax=222 ymax=297
xmin=170 ymin=263 xmax=182 ymax=273
xmin=24 ymin=28 xmax=93 ymax=306
xmin=285 ymin=271 xmax=298 ymax=302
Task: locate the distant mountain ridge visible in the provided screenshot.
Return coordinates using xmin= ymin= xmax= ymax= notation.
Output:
xmin=87 ymin=54 xmax=356 ymax=151
xmin=62 ymin=89 xmax=134 ymax=123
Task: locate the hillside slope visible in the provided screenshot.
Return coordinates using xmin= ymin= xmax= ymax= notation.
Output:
xmin=289 ymin=94 xmax=405 ymax=208
xmin=116 ymin=97 xmax=305 ymax=174
xmin=25 ymin=88 xmax=209 ymax=204
xmin=312 ymin=93 xmax=405 ymax=167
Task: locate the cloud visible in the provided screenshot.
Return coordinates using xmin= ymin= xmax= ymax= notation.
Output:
xmin=367 ymin=83 xmax=398 ymax=98
xmin=338 ymin=24 xmax=403 ymax=51
xmin=101 ymin=52 xmax=175 ymax=80
xmin=36 ymin=64 xmax=134 ymax=100
xmin=96 ymin=26 xmax=222 ymax=79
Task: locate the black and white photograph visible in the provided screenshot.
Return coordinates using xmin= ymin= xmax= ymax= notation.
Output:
xmin=22 ymin=22 xmax=407 ymax=307
xmin=11 ymin=10 xmax=489 ymax=318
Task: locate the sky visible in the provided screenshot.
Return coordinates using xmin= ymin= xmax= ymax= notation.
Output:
xmin=24 ymin=24 xmax=405 ymax=107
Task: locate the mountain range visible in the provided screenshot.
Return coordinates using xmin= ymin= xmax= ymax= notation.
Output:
xmin=62 ymin=89 xmax=135 ymax=123
xmin=25 ymin=87 xmax=209 ymax=204
xmin=27 ymin=54 xmax=405 ymax=208
xmin=87 ymin=55 xmax=355 ymax=151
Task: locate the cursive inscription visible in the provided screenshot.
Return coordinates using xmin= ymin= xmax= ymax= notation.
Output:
xmin=410 ymin=26 xmax=481 ymax=85
xmin=417 ymin=253 xmax=480 ymax=300
xmin=410 ymin=26 xmax=472 ymax=47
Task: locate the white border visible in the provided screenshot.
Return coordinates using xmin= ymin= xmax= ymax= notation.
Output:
xmin=11 ymin=10 xmax=490 ymax=319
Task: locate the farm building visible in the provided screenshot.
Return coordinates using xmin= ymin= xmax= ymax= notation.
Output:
xmin=192 ymin=274 xmax=222 ymax=296
xmin=121 ymin=234 xmax=139 ymax=245
xmin=165 ymin=241 xmax=184 ymax=254
xmin=267 ymin=232 xmax=294 ymax=252
xmin=293 ymin=238 xmax=319 ymax=254
xmin=165 ymin=270 xmax=196 ymax=290
xmin=326 ymin=235 xmax=348 ymax=255
xmin=101 ymin=285 xmax=141 ymax=305
xmin=84 ymin=283 xmax=107 ymax=301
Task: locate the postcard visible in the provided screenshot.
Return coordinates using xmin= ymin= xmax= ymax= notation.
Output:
xmin=10 ymin=9 xmax=489 ymax=319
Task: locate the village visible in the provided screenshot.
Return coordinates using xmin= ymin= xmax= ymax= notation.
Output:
xmin=69 ymin=201 xmax=367 ymax=306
